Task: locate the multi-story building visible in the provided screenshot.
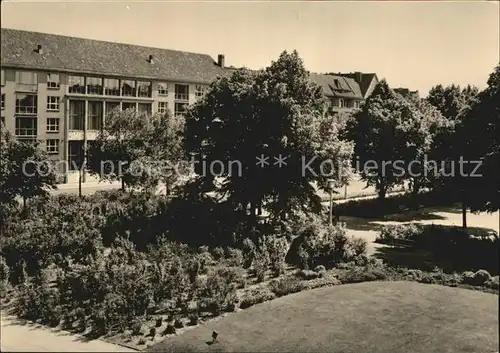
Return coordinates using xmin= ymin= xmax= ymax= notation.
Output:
xmin=1 ymin=28 xmax=226 ymax=183
xmin=1 ymin=28 xmax=372 ymax=184
xmin=339 ymin=72 xmax=379 ymax=99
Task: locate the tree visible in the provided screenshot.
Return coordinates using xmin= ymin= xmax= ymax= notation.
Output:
xmin=184 ymin=50 xmax=354 ymax=222
xmin=0 ymin=126 xmax=57 ymax=209
xmin=426 ymin=84 xmax=480 ymax=228
xmin=87 ymin=108 xmax=157 ymax=191
xmin=345 ymin=80 xmax=418 ymax=199
xmin=460 ymin=65 xmax=500 ymax=214
xmin=398 ymin=94 xmax=450 ymax=208
xmin=147 ymin=111 xmax=186 ymax=197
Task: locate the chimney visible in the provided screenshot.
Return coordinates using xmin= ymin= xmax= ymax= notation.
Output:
xmin=37 ymin=44 xmax=43 ymax=54
xmin=354 ymin=72 xmax=362 ymax=84
xmin=148 ymin=55 xmax=154 ymax=64
xmin=217 ymin=54 xmax=225 ymax=68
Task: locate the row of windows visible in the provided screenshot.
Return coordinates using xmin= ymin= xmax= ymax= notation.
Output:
xmin=2 ymin=69 xmax=208 ymax=100
xmin=9 ymin=93 xmax=187 ymax=117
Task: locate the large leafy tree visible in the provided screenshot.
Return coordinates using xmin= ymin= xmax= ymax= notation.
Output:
xmin=87 ymin=107 xmax=186 ymax=194
xmin=426 ymin=84 xmax=480 ymax=228
xmin=0 ymin=125 xmax=57 ymax=209
xmin=399 ymin=94 xmax=450 ymax=206
xmin=184 ymin=50 xmax=354 ymax=221
xmin=460 ymin=65 xmax=500 ymax=214
xmin=345 ymin=80 xmax=416 ymax=199
xmin=148 ymin=111 xmax=186 ymax=197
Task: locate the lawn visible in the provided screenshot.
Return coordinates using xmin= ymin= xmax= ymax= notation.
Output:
xmin=146 ymin=281 xmax=499 ymax=353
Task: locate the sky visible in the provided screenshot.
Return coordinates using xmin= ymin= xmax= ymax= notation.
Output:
xmin=1 ymin=0 xmax=499 ymax=95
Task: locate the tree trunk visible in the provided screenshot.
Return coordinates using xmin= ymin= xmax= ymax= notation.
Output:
xmin=78 ymin=169 xmax=82 ymax=198
xmin=121 ymin=178 xmax=125 ymax=192
xmin=165 ymin=180 xmax=169 ymax=197
xmin=411 ymin=178 xmax=420 ymax=210
xmin=377 ymin=182 xmax=387 ymax=200
xmin=461 ymin=201 xmax=467 ymax=230
xmin=22 ymin=196 xmax=26 ymax=209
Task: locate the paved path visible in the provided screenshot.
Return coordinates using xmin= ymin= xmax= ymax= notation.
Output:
xmin=0 ymin=314 xmax=134 ymax=352
xmin=346 ymin=210 xmax=499 ymax=256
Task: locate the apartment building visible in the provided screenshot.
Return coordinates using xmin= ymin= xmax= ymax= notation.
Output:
xmin=1 ymin=28 xmax=227 ymax=183
xmin=1 ymin=28 xmax=372 ymax=184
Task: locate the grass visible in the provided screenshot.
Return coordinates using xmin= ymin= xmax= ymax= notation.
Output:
xmin=146 ymin=281 xmax=499 ymax=353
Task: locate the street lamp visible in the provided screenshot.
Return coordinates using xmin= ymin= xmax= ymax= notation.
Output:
xmin=327 ymin=179 xmax=335 ymax=225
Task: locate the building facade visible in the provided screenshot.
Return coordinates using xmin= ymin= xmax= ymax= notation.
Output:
xmin=1 ymin=28 xmax=371 ymax=184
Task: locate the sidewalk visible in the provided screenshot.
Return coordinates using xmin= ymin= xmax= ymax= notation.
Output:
xmin=1 ymin=313 xmax=134 ymax=352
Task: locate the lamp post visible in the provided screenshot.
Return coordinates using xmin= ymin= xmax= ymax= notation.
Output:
xmin=327 ymin=179 xmax=335 ymax=225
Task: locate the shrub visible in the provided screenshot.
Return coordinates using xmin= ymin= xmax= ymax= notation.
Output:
xmin=164 ymin=323 xmax=176 ymax=335
xmin=485 ymin=276 xmax=499 ymax=290
xmin=473 ymin=270 xmax=491 ymax=285
xmin=15 ymin=269 xmax=61 ymax=324
xmin=463 ymin=269 xmax=492 ymax=286
xmin=296 ymin=269 xmax=320 ymax=280
xmin=212 ymin=247 xmax=226 ymax=261
xmin=0 ymin=257 xmax=9 ymax=285
xmin=149 ymin=327 xmax=157 ymax=337
xmin=242 ymin=238 xmax=257 ymax=268
xmin=266 ymin=237 xmax=289 ymax=277
xmin=286 ymin=222 xmax=366 ymax=270
xmin=314 ymin=265 xmax=326 ymax=273
xmin=339 ymin=266 xmax=388 ymax=284
xmin=406 ymin=269 xmax=424 ymax=281
xmin=174 ymin=318 xmax=184 ymax=329
xmin=239 ymin=288 xmax=275 ymax=309
xmin=376 ymin=224 xmax=422 ymax=244
xmin=188 ymin=313 xmax=199 ymax=326
xmin=225 ymin=248 xmax=244 ymax=267
xmin=197 ymin=267 xmax=240 ymax=315
xmin=252 ymin=254 xmax=268 ymax=282
xmin=269 ymin=276 xmax=306 ymax=297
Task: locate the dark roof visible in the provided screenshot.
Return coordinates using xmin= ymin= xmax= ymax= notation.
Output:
xmin=222 ymin=68 xmax=363 ymax=100
xmin=309 ymin=73 xmax=363 ymax=99
xmin=339 ymin=72 xmax=378 ymax=98
xmin=0 ymin=28 xmax=226 ymax=84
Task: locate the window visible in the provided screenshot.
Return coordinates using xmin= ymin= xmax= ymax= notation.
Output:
xmin=137 ymin=81 xmax=151 ymax=98
xmin=354 ymin=101 xmax=361 ymax=108
xmin=158 ymin=83 xmax=168 ymax=96
xmin=1 ymin=93 xmax=4 ymax=110
xmin=68 ymin=141 xmax=84 ymax=171
xmin=105 ymin=101 xmax=120 ymax=116
xmin=15 ymin=94 xmax=37 ymax=114
xmin=47 ymin=118 xmax=59 ymax=132
xmin=104 ymin=78 xmax=120 ymax=96
xmin=122 ymin=80 xmax=136 ymax=97
xmin=68 ymin=75 xmax=85 ymax=94
xmin=88 ymin=101 xmax=103 ymax=130
xmin=69 ymin=100 xmax=85 ymax=130
xmin=157 ymin=101 xmax=168 ymax=114
xmin=338 ymin=98 xmax=344 ymax=108
xmin=46 ymin=96 xmax=60 ymax=111
xmin=175 ymin=84 xmax=189 ymax=101
xmin=1 ymin=70 xmax=5 ymax=86
xmin=47 ymin=73 xmax=60 ymax=89
xmin=174 ymin=102 xmax=188 ymax=117
xmin=15 ymin=117 xmax=37 ymax=137
xmin=46 ymin=139 xmax=59 ymax=154
xmin=138 ymin=103 xmax=151 ymax=115
xmin=122 ymin=102 xmax=136 ymax=111
xmin=86 ymin=77 xmax=103 ymax=95
xmin=15 ymin=71 xmax=38 ymax=91
xmin=195 ymin=85 xmax=208 ymax=98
